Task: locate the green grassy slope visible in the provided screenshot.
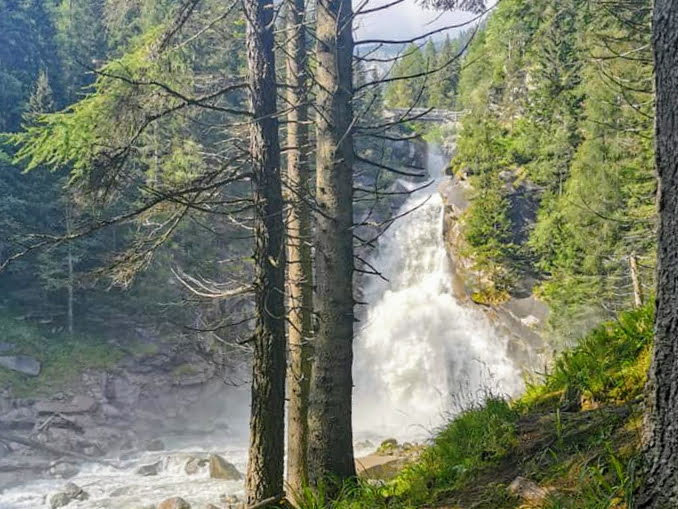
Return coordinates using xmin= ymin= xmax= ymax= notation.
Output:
xmin=297 ymin=304 xmax=653 ymax=509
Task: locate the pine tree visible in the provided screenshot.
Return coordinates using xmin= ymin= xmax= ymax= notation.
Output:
xmin=242 ymin=0 xmax=287 ymax=503
xmin=637 ymin=1 xmax=678 ymax=506
xmin=429 ymin=35 xmax=460 ymax=108
xmin=308 ymin=0 xmax=357 ymax=489
xmin=384 ymin=43 xmax=427 ymax=107
xmin=284 ymin=0 xmax=314 ymax=495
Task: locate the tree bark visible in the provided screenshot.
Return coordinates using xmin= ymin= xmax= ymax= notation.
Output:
xmin=243 ymin=0 xmax=287 ymax=504
xmin=307 ymin=0 xmax=357 ymax=487
xmin=284 ymin=0 xmax=314 ymax=495
xmin=637 ymin=2 xmax=678 ymax=507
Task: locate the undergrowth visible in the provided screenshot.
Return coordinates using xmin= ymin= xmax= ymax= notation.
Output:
xmin=295 ymin=304 xmax=653 ymax=509
xmin=0 ymin=312 xmax=124 ymax=396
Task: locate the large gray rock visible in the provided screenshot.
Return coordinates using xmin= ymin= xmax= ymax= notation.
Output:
xmin=48 ymin=461 xmax=79 ymax=479
xmin=355 ymin=454 xmax=406 ymax=480
xmin=0 ymin=355 xmax=40 ymax=376
xmin=208 ymin=454 xmax=242 ymax=481
xmin=36 ymin=395 xmax=97 ymax=415
xmin=49 ymin=482 xmax=89 ymax=508
xmin=135 ymin=461 xmax=162 ymax=476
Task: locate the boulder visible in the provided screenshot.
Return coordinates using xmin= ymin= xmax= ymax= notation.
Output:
xmin=157 ymin=497 xmax=191 ymax=509
xmin=49 ymin=482 xmax=89 ymax=508
xmin=208 ymin=454 xmax=242 ymax=481
xmin=508 ymin=476 xmax=549 ymax=503
xmin=48 ymin=461 xmax=79 ymax=479
xmin=355 ymin=455 xmax=406 ymax=480
xmin=0 ymin=355 xmax=40 ymax=376
xmin=376 ymin=438 xmax=398 ymax=455
xmin=185 ymin=456 xmax=208 ymax=475
xmin=135 ymin=461 xmax=162 ymax=476
xmin=36 ymin=395 xmax=97 ymax=415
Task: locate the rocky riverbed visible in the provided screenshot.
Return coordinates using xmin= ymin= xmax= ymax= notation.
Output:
xmin=0 ymin=330 xmax=254 ymax=508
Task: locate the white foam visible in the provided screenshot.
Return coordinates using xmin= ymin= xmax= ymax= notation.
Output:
xmin=353 ymin=145 xmax=523 ymax=442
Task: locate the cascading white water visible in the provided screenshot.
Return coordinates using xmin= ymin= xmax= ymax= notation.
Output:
xmin=353 ymin=145 xmax=524 ymax=442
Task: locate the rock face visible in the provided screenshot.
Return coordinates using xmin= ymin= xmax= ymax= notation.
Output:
xmin=0 ymin=355 xmax=40 ymax=376
xmin=49 ymin=482 xmax=89 ymax=508
xmin=0 ymin=331 xmax=250 ymax=488
xmin=439 ymin=171 xmax=548 ymax=371
xmin=157 ymin=497 xmax=191 ymax=509
xmin=36 ymin=395 xmax=97 ymax=415
xmin=208 ymin=454 xmax=242 ymax=481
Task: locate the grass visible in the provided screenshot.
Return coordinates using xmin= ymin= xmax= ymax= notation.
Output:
xmin=294 ymin=304 xmax=653 ymax=509
xmin=0 ymin=312 xmax=124 ymax=396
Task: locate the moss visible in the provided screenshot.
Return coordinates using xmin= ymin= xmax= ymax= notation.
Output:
xmin=127 ymin=341 xmax=160 ymax=358
xmin=0 ymin=312 xmax=124 ymax=396
xmin=172 ymin=363 xmax=198 ymax=379
xmin=471 ymin=287 xmax=511 ymax=306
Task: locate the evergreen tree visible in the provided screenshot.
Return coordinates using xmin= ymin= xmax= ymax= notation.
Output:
xmin=384 ymin=43 xmax=428 ymax=107
xmin=429 ymin=35 xmax=460 ymax=108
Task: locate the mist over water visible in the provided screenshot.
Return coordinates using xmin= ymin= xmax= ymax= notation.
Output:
xmin=353 ymin=145 xmax=523 ymax=442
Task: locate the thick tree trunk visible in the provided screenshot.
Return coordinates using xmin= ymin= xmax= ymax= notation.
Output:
xmin=307 ymin=0 xmax=356 ymax=487
xmin=637 ymin=3 xmax=678 ymax=507
xmin=284 ymin=0 xmax=314 ymax=495
xmin=242 ymin=0 xmax=287 ymax=504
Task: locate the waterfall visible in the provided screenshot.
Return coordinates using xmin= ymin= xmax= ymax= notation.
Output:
xmin=353 ymin=144 xmax=524 ymax=442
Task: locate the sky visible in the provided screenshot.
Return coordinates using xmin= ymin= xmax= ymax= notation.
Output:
xmin=353 ymin=0 xmax=478 ymax=42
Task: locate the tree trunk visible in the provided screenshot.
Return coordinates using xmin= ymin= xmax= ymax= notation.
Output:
xmin=284 ymin=0 xmax=314 ymax=495
xmin=629 ymin=253 xmax=643 ymax=309
xmin=637 ymin=3 xmax=678 ymax=507
xmin=307 ymin=0 xmax=356 ymax=487
xmin=66 ymin=199 xmax=74 ymax=336
xmin=242 ymin=0 xmax=287 ymax=504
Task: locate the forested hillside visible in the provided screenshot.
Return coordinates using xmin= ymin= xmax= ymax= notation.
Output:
xmin=451 ymin=0 xmax=655 ymax=340
xmin=0 ymin=0 xmax=252 ymax=339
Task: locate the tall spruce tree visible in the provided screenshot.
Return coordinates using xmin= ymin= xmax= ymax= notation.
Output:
xmin=308 ymin=0 xmax=357 ymax=487
xmin=284 ymin=0 xmax=314 ymax=494
xmin=637 ymin=1 xmax=678 ymax=506
xmin=242 ymin=0 xmax=287 ymax=503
